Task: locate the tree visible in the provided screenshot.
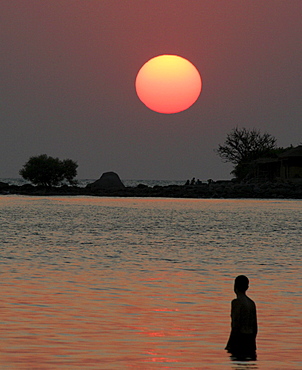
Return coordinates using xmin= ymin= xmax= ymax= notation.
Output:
xmin=20 ymin=154 xmax=78 ymax=187
xmin=216 ymin=127 xmax=277 ymax=180
xmin=61 ymin=159 xmax=78 ymax=185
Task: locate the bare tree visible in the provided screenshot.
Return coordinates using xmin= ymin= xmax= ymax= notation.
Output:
xmin=216 ymin=127 xmax=277 ymax=180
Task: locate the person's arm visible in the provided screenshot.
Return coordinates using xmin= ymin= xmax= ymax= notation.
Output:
xmin=231 ymin=299 xmax=241 ymax=333
xmin=253 ymin=302 xmax=258 ymax=335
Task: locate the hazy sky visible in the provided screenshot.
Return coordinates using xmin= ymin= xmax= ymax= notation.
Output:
xmin=1 ymin=1 xmax=301 ymax=181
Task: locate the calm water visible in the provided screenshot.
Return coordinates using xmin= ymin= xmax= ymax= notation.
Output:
xmin=0 ymin=195 xmax=301 ymax=369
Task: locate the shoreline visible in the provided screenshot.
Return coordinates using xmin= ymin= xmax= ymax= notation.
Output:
xmin=1 ymin=181 xmax=302 ymax=199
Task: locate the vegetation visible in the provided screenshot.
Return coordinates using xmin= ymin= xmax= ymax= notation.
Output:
xmin=20 ymin=154 xmax=78 ymax=187
xmin=216 ymin=127 xmax=277 ymax=180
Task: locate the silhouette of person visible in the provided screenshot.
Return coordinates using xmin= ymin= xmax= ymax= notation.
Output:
xmin=225 ymin=275 xmax=257 ymax=361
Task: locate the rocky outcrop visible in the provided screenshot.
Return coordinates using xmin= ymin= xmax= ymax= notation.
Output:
xmin=0 ymin=181 xmax=9 ymax=192
xmin=87 ymin=172 xmax=125 ymax=191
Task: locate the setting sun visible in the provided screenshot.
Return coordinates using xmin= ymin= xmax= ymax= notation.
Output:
xmin=135 ymin=55 xmax=202 ymax=114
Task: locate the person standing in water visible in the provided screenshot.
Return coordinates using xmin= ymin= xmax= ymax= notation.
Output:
xmin=225 ymin=275 xmax=258 ymax=360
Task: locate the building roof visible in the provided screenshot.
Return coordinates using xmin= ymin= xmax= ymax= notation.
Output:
xmin=255 ymin=157 xmax=279 ymax=164
xmin=278 ymin=145 xmax=302 ymax=158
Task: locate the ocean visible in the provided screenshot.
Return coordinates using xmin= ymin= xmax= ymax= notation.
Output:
xmin=0 ymin=194 xmax=301 ymax=369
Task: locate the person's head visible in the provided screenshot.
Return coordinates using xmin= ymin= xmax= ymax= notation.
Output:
xmin=234 ymin=275 xmax=249 ymax=294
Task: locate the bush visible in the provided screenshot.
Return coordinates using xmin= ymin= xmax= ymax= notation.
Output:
xmin=20 ymin=154 xmax=78 ymax=187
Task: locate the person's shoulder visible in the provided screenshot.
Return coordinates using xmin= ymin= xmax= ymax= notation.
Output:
xmin=246 ymin=295 xmax=255 ymax=303
xmin=246 ymin=295 xmax=257 ymax=307
xmin=231 ymin=298 xmax=240 ymax=306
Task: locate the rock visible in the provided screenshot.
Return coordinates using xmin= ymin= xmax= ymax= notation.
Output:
xmin=0 ymin=181 xmax=9 ymax=189
xmin=0 ymin=181 xmax=9 ymax=193
xmin=89 ymin=172 xmax=125 ymax=191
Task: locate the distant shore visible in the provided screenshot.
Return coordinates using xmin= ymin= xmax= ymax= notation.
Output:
xmin=1 ymin=180 xmax=302 ymax=199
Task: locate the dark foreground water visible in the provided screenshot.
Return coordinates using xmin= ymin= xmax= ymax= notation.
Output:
xmin=0 ymin=196 xmax=301 ymax=369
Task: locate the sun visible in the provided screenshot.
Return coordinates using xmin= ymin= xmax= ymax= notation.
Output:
xmin=135 ymin=55 xmax=202 ymax=114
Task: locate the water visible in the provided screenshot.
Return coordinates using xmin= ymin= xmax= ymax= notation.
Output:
xmin=0 ymin=195 xmax=301 ymax=369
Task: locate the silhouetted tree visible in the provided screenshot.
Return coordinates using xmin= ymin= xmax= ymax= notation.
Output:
xmin=61 ymin=159 xmax=78 ymax=185
xmin=216 ymin=127 xmax=277 ymax=180
xmin=20 ymin=154 xmax=78 ymax=187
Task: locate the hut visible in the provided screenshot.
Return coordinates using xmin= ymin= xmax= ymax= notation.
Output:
xmin=279 ymin=145 xmax=302 ymax=180
xmin=254 ymin=145 xmax=302 ymax=181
